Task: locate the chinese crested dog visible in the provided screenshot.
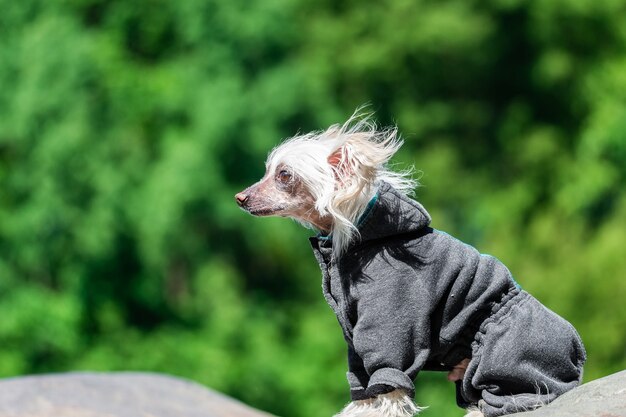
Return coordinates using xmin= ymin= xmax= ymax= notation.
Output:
xmin=236 ymin=112 xmax=585 ymax=417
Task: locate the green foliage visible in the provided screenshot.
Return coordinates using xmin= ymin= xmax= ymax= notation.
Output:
xmin=0 ymin=0 xmax=625 ymax=416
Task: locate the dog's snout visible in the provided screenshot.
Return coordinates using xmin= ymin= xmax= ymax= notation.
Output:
xmin=235 ymin=192 xmax=249 ymax=207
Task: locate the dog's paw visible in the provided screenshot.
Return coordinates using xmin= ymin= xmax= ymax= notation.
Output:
xmin=334 ymin=390 xmax=424 ymax=417
xmin=333 ymin=399 xmax=374 ymax=417
xmin=463 ymin=406 xmax=484 ymax=417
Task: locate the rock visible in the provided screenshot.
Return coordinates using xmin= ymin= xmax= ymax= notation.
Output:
xmin=507 ymin=370 xmax=626 ymax=417
xmin=1 ymin=370 xmax=624 ymax=417
xmin=0 ymin=372 xmax=275 ymax=417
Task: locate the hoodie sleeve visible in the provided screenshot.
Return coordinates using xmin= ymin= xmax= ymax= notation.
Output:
xmin=345 ymin=343 xmax=371 ymax=400
xmin=351 ymin=263 xmax=432 ymax=399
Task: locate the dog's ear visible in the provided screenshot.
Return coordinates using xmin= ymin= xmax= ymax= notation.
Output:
xmin=328 ymin=146 xmax=355 ymax=181
xmin=327 ymin=147 xmax=343 ymax=167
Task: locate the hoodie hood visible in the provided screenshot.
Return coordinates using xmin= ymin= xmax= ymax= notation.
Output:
xmin=357 ymin=181 xmax=431 ymax=243
xmin=311 ymin=182 xmax=431 ymax=253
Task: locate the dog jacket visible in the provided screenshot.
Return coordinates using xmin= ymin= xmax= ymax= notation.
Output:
xmin=309 ymin=182 xmax=586 ymax=417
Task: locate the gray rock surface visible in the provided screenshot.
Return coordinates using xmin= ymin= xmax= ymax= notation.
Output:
xmin=508 ymin=370 xmax=626 ymax=417
xmin=0 ymin=370 xmax=624 ymax=417
xmin=0 ymin=372 xmax=275 ymax=417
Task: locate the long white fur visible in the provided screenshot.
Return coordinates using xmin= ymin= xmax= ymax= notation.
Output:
xmin=335 ymin=389 xmax=425 ymax=417
xmin=463 ymin=409 xmax=485 ymax=417
xmin=266 ymin=108 xmax=418 ymax=256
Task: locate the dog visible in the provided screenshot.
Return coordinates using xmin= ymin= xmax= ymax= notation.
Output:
xmin=235 ymin=111 xmax=586 ymax=417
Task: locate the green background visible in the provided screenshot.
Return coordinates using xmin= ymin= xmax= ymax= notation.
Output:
xmin=1 ymin=0 xmax=625 ymax=416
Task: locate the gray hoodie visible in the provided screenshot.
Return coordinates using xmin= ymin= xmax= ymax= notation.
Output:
xmin=309 ymin=182 xmax=584 ymax=414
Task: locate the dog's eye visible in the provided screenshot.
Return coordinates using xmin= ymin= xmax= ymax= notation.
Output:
xmin=277 ymin=170 xmax=292 ymax=183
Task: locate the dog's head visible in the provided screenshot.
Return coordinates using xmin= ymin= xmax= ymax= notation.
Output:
xmin=235 ymin=110 xmax=416 ymax=254
xmin=234 ymin=158 xmax=324 ymax=228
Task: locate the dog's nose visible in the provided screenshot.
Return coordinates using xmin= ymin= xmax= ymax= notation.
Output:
xmin=235 ymin=192 xmax=249 ymax=207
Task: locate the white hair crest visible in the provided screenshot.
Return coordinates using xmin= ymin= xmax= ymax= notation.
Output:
xmin=266 ymin=109 xmax=418 ymax=256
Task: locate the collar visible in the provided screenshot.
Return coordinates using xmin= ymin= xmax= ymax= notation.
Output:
xmin=314 ymin=193 xmax=379 ymax=242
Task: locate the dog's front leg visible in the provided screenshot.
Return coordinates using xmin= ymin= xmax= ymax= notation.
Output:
xmin=334 ymin=389 xmax=424 ymax=417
